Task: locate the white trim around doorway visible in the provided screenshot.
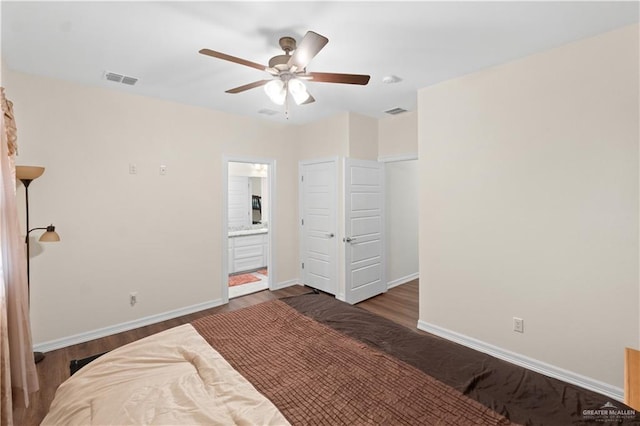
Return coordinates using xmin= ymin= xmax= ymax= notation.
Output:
xmin=222 ymin=156 xmax=276 ymax=304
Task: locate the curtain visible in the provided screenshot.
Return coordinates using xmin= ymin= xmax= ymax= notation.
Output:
xmin=0 ymin=88 xmax=39 ymax=425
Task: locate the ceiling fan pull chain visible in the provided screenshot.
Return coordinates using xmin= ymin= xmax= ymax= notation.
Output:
xmin=285 ymin=93 xmax=290 ymax=120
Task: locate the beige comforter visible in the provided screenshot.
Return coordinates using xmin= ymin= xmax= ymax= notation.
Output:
xmin=42 ymin=324 xmax=290 ymax=426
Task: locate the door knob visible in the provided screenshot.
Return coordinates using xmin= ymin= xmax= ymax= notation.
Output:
xmin=343 ymin=236 xmax=357 ymax=243
xmin=326 ymin=233 xmax=335 ymax=238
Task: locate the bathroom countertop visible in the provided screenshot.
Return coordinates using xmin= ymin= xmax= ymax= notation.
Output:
xmin=228 ymin=228 xmax=268 ymax=237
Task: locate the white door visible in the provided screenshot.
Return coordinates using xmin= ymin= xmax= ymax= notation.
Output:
xmin=228 ymin=176 xmax=250 ymax=228
xmin=344 ymin=158 xmax=386 ymax=304
xmin=300 ymin=160 xmax=337 ymax=295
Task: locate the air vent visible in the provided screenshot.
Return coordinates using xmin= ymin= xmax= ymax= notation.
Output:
xmin=121 ymin=76 xmax=138 ymax=86
xmin=258 ymin=108 xmax=278 ymax=116
xmin=104 ymin=71 xmax=139 ymax=86
xmin=105 ymin=72 xmax=123 ymax=83
xmin=384 ymin=107 xmax=408 ymax=115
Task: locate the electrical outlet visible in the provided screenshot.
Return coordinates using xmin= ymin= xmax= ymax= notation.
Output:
xmin=160 ymin=164 xmax=167 ymax=175
xmin=129 ymin=163 xmax=137 ymax=175
xmin=130 ymin=292 xmax=138 ymax=307
xmin=513 ymin=317 xmax=524 ymax=333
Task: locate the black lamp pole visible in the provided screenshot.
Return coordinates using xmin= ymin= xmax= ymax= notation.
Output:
xmin=19 ymin=177 xmax=45 ymax=364
xmin=21 ymin=178 xmax=33 ymax=288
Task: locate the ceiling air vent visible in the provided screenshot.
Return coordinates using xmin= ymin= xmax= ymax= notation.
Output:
xmin=384 ymin=107 xmax=408 ymax=115
xmin=121 ymin=76 xmax=138 ymax=86
xmin=104 ymin=72 xmax=123 ymax=83
xmin=258 ymin=108 xmax=278 ymax=116
xmin=104 ymin=71 xmax=139 ymax=86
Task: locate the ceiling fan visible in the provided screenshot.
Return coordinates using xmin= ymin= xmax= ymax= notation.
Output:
xmin=199 ymin=31 xmax=370 ymax=116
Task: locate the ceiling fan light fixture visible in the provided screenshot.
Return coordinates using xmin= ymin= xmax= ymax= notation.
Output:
xmin=200 ymin=30 xmax=369 ymax=116
xmin=288 ymin=79 xmax=310 ymax=105
xmin=264 ymin=79 xmax=286 ymax=105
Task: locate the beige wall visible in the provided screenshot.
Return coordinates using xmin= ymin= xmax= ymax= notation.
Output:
xmin=5 ymin=70 xmax=299 ymax=345
xmin=418 ymin=24 xmax=639 ymax=388
xmin=295 ymin=112 xmax=349 ymax=161
xmin=378 ymin=111 xmax=418 ymax=159
xmin=348 ymin=112 xmax=378 ymax=160
xmin=4 ymin=72 xmax=387 ymax=343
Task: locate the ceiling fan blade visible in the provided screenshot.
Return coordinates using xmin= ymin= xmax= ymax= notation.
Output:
xmin=308 ymin=72 xmax=370 ymax=85
xmin=288 ymin=31 xmax=328 ymax=71
xmin=225 ymin=80 xmax=271 ymax=94
xmin=199 ymin=48 xmax=267 ymax=72
xmin=302 ymin=93 xmax=315 ymax=105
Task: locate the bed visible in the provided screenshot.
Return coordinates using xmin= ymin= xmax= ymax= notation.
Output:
xmin=43 ymin=293 xmax=637 ymax=425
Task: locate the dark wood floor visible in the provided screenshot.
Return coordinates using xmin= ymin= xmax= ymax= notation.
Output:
xmin=14 ymin=280 xmax=418 ymax=425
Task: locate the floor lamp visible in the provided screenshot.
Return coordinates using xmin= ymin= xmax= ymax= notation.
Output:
xmin=16 ymin=165 xmax=60 ymax=364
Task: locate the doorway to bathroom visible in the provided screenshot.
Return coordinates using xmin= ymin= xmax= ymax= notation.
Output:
xmin=225 ymin=159 xmax=272 ymax=300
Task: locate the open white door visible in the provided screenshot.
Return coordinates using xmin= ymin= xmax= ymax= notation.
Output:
xmin=228 ymin=176 xmax=250 ymax=228
xmin=299 ymin=160 xmax=338 ymax=295
xmin=344 ymin=158 xmax=385 ymax=304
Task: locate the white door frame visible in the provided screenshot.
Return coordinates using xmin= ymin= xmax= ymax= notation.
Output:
xmin=378 ymin=154 xmax=418 ymax=290
xmin=222 ymin=156 xmax=276 ymax=304
xmin=298 ymin=157 xmax=339 ymax=294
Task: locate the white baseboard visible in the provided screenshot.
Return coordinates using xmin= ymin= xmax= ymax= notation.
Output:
xmin=417 ymin=320 xmax=624 ymax=402
xmin=387 ymin=272 xmax=419 ymax=289
xmin=36 ymin=280 xmax=305 ymax=352
xmin=271 ymin=279 xmax=300 ymax=290
xmin=34 ymin=298 xmax=224 ymax=353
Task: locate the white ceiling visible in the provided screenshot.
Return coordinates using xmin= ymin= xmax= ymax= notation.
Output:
xmin=2 ymin=1 xmax=638 ymax=125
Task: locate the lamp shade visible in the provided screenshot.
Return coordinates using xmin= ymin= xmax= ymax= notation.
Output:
xmin=264 ymin=80 xmax=286 ymax=105
xmin=16 ymin=166 xmax=45 ymax=181
xmin=288 ymin=79 xmax=310 ymax=105
xmin=39 ymin=225 xmax=60 ymax=242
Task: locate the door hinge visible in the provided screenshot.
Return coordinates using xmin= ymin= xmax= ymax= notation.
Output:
xmin=301 ymin=175 xmax=304 ymax=182
xmin=301 ymin=218 xmax=304 ymax=226
xmin=302 ymin=262 xmax=305 ymax=269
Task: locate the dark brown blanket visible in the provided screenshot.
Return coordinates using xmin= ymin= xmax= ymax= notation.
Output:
xmin=281 ymin=293 xmax=640 ymax=426
xmin=192 ymin=299 xmax=512 ymax=425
